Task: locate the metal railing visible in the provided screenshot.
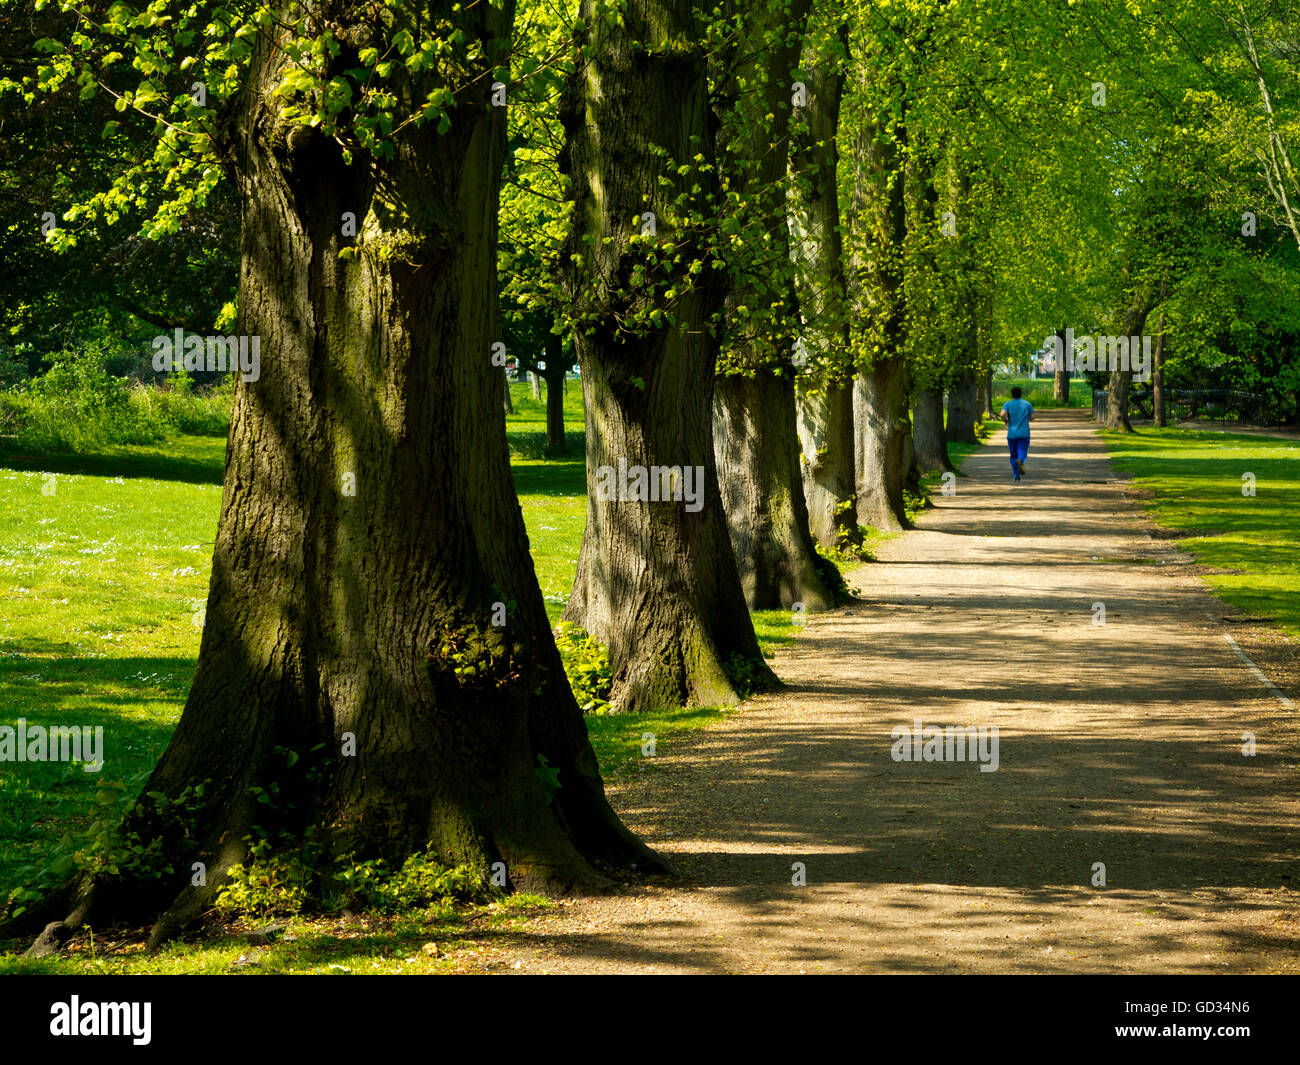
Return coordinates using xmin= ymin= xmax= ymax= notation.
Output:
xmin=1093 ymin=388 xmax=1274 ymax=426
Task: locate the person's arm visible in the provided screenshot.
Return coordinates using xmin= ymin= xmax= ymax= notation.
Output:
xmin=999 ymin=404 xmax=1009 ymax=424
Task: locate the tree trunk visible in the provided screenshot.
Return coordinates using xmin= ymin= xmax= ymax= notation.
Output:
xmin=912 ymin=385 xmax=952 ymax=473
xmin=708 ymin=0 xmax=829 ymax=612
xmin=1105 ymin=287 xmax=1157 ymax=431
xmin=1052 ymin=328 xmax=1070 ymax=403
xmin=974 ymin=376 xmax=990 ymax=425
xmin=559 ymin=0 xmax=777 ymax=712
xmin=795 ymin=376 xmax=857 ymax=551
xmin=543 ymin=333 xmax=567 ymax=454
xmin=854 ymin=355 xmax=911 ymax=531
xmin=715 ymin=372 xmax=833 ymax=609
xmin=503 ymin=368 xmax=514 ymax=414
xmin=1153 ymin=311 xmax=1167 ymax=427
xmin=945 ymin=368 xmax=979 ymax=444
xmin=16 ymin=0 xmax=661 ymax=956
xmin=531 ymin=371 xmax=542 ymax=400
xmin=844 ymin=85 xmax=911 ymax=531
xmin=789 ymin=19 xmax=858 ymax=553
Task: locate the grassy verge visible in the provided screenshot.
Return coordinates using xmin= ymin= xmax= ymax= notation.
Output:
xmin=1101 ymin=427 xmax=1300 ymax=636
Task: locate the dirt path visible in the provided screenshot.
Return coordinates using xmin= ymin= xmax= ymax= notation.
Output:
xmin=499 ymin=411 xmax=1300 ymax=973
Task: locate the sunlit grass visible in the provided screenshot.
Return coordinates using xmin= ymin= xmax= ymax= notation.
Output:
xmin=1102 ymin=427 xmax=1300 ymax=635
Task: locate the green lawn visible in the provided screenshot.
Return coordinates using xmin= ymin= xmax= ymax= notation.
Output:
xmin=1102 ymin=427 xmax=1300 ymax=635
xmin=993 ymin=375 xmax=1093 ymax=409
xmin=0 ymin=376 xmax=811 ymax=962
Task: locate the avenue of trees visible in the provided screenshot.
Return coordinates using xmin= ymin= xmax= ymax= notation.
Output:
xmin=2 ymin=0 xmax=1298 ymax=949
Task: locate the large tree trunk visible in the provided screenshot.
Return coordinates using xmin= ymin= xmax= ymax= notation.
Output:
xmin=1105 ymin=287 xmax=1157 ymax=431
xmin=854 ymin=355 xmax=912 ymax=531
xmin=789 ymin=19 xmax=858 ymax=553
xmin=543 ymin=332 xmax=567 ymax=455
xmin=945 ymin=368 xmax=979 ymax=444
xmin=795 ymin=376 xmax=857 ymax=550
xmin=844 ymin=80 xmax=911 ymax=531
xmin=559 ymin=0 xmax=777 ymax=712
xmin=912 ymin=384 xmax=953 ymax=473
xmin=709 ymin=0 xmax=829 ymax=612
xmin=715 ymin=372 xmax=833 ymax=609
xmin=16 ymin=0 xmax=659 ymax=957
xmin=1053 ymin=328 xmax=1070 ymax=403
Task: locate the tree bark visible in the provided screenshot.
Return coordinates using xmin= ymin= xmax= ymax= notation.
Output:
xmin=1052 ymin=328 xmax=1070 ymax=403
xmin=795 ymin=376 xmax=857 ymax=550
xmin=1153 ymin=310 xmax=1167 ymax=427
xmin=845 ymin=105 xmax=911 ymax=532
xmin=543 ymin=332 xmax=567 ymax=455
xmin=16 ymin=0 xmax=660 ymax=955
xmin=709 ymin=0 xmax=829 ymax=612
xmin=1105 ymin=287 xmax=1158 ymax=431
xmin=789 ymin=19 xmax=858 ymax=553
xmin=559 ymin=0 xmax=777 ymax=712
xmin=974 ymin=376 xmax=990 ymax=424
xmin=945 ymin=368 xmax=979 ymax=444
xmin=715 ymin=372 xmax=833 ymax=609
xmin=854 ymin=355 xmax=911 ymax=531
xmin=912 ymin=384 xmax=952 ymax=473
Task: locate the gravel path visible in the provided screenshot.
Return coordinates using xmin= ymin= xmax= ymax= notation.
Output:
xmin=498 ymin=411 xmax=1300 ymax=973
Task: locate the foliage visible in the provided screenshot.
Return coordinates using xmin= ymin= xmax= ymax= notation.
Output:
xmin=5 ymin=769 xmax=207 ymax=920
xmin=553 ymin=621 xmax=612 ymax=715
xmin=217 ymin=843 xmax=495 ymax=920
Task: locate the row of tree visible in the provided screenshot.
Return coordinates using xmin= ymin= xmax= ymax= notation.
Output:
xmin=4 ymin=0 xmax=1299 ymax=949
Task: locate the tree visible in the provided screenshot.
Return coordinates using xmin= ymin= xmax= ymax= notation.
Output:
xmin=844 ymin=94 xmax=912 ymax=531
xmin=559 ymin=0 xmax=777 ymax=711
xmin=710 ymin=0 xmax=834 ymax=611
xmin=790 ymin=13 xmax=860 ymax=549
xmin=12 ymin=0 xmax=657 ymax=954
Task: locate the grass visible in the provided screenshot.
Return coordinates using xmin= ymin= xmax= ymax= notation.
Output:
xmin=0 ymin=375 xmax=815 ymax=971
xmin=1101 ymin=426 xmax=1300 ymax=636
xmin=992 ymin=375 xmax=1093 ymax=410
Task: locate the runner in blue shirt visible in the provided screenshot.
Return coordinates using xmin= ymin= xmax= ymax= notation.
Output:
xmin=999 ymin=386 xmax=1034 ymax=482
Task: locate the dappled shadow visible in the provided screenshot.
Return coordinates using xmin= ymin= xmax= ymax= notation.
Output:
xmin=470 ymin=410 xmax=1300 ymax=972
xmin=0 ymin=443 xmax=226 ymax=486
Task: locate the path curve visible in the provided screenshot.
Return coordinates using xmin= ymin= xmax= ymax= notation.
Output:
xmin=503 ymin=411 xmax=1300 ymax=973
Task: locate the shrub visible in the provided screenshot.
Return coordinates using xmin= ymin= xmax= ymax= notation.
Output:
xmin=553 ymin=621 xmax=612 ymax=714
xmin=0 ymin=342 xmax=234 ymax=451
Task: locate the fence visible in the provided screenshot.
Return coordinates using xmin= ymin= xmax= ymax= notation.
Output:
xmin=1093 ymin=388 xmax=1274 ymax=426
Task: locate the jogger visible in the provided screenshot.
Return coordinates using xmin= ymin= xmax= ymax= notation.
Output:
xmin=999 ymin=386 xmax=1035 ymax=482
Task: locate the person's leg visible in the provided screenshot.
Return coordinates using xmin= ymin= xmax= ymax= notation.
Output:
xmin=1008 ymin=438 xmax=1020 ymax=478
xmin=1015 ymin=437 xmax=1028 ymax=475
